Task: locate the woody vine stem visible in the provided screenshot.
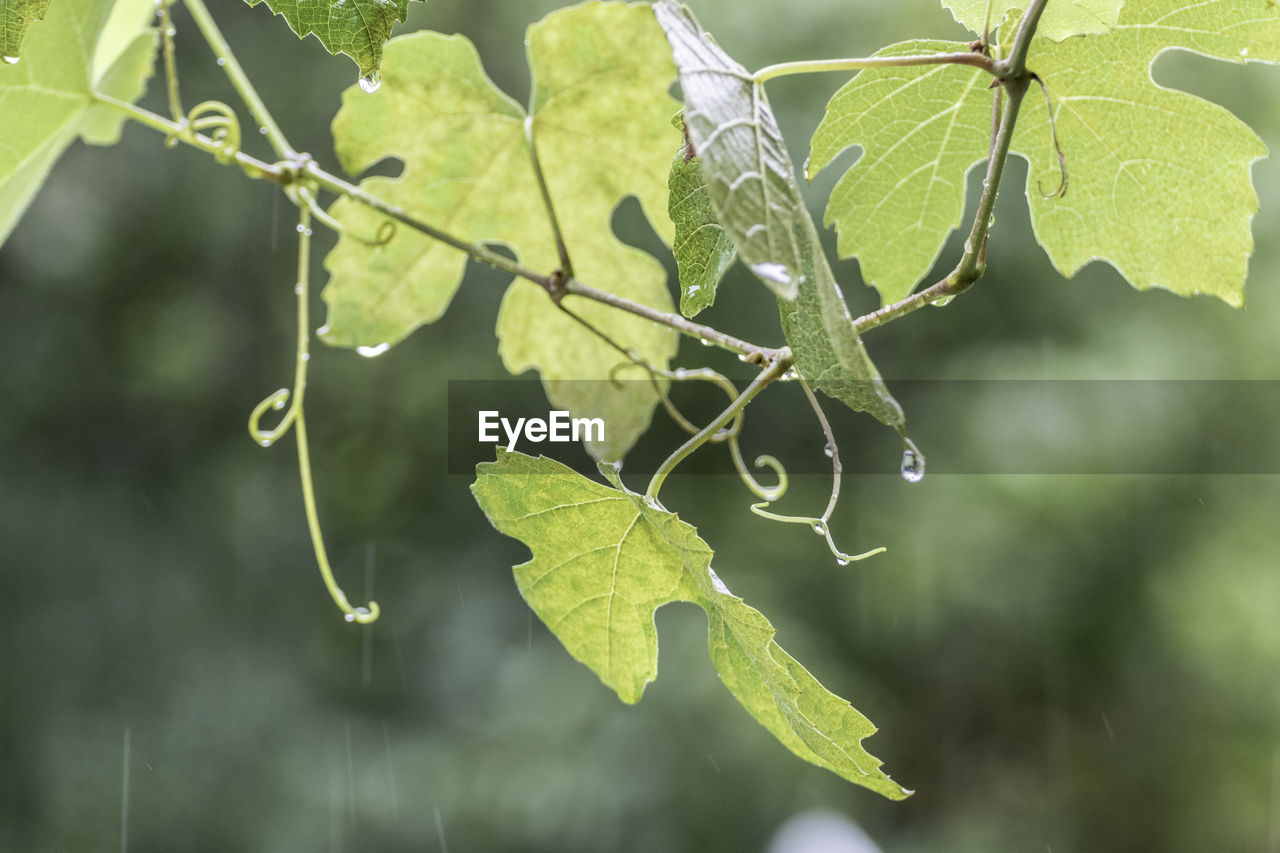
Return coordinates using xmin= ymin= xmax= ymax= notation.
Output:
xmin=94 ymin=0 xmax=1050 ymax=623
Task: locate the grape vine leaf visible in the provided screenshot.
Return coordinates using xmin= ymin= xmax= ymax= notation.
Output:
xmin=243 ymin=0 xmax=418 ymax=80
xmin=322 ymin=2 xmax=680 ymax=460
xmin=668 ymin=128 xmax=736 ymax=317
xmin=807 ymin=40 xmax=992 ymax=305
xmin=1011 ymin=0 xmax=1280 ymax=306
xmin=812 ymin=0 xmax=1280 ymax=307
xmin=652 ymin=0 xmax=803 ymax=302
xmin=1 ymin=0 xmax=52 ymax=61
xmin=942 ymin=0 xmax=1126 ymax=41
xmin=471 ymin=449 xmax=910 ymax=799
xmin=655 ymin=0 xmax=906 ymax=430
xmin=0 ymin=0 xmax=156 ymax=247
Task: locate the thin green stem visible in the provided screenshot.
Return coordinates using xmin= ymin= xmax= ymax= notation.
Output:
xmin=851 ymin=72 xmax=1029 ymax=333
xmin=755 ymin=51 xmax=997 ymax=83
xmin=182 ymin=0 xmax=295 ymax=158
xmin=524 ymin=117 xmax=574 ymax=279
xmin=562 ymin=278 xmax=783 ymax=359
xmin=646 ymin=355 xmax=791 ymax=500
xmin=253 ymin=207 xmax=380 ymax=625
xmin=159 ymin=1 xmax=184 ymax=122
xmin=92 ymin=94 xmax=282 ymax=182
xmin=1001 ymin=0 xmax=1050 ymax=78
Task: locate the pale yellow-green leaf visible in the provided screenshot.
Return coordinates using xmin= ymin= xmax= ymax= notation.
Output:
xmin=807 ymin=39 xmax=991 ymax=305
xmin=1013 ymin=0 xmax=1280 ymax=306
xmin=0 ymin=0 xmax=156 ymax=247
xmin=471 ymin=450 xmax=910 ymax=799
xmin=941 ymin=0 xmax=1126 ymax=41
xmin=813 ymin=0 xmax=1280 ymax=306
xmin=323 ymin=3 xmax=680 ymax=461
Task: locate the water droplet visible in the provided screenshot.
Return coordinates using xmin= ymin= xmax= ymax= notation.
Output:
xmin=2 ymin=56 xmax=18 ymax=66
xmin=294 ymin=282 xmax=304 ymax=295
xmin=259 ymin=127 xmax=268 ymax=135
xmin=300 ymin=353 xmax=310 ymax=362
xmin=823 ymin=442 xmax=835 ymax=459
xmin=344 ymin=612 xmax=356 ymax=623
xmin=216 ymin=57 xmax=226 ymax=66
xmin=1241 ymin=47 xmax=1250 ymax=57
xmin=259 ymin=438 xmax=273 ymax=447
xmin=836 ymin=558 xmax=849 ymax=566
xmin=811 ymin=521 xmax=826 ymax=536
xmin=900 ymin=439 xmax=925 ymax=483
xmin=166 ymin=27 xmax=176 ymax=37
xmin=779 ymin=368 xmax=799 ymax=382
xmin=749 ymin=262 xmax=793 ymax=287
xmin=357 ymin=342 xmax=391 ymax=358
xmin=930 ymin=293 xmax=955 ymax=307
xmin=698 ymin=337 xmax=713 ymax=347
xmin=358 ymin=71 xmax=382 ymax=94
xmin=296 ymin=223 xmax=306 ymax=233
xmin=353 ymin=606 xmax=371 ymax=620
xmin=708 ymin=567 xmax=732 ymax=596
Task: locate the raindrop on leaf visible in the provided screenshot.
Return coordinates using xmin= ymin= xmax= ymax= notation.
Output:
xmin=358 ymin=71 xmax=382 ymax=94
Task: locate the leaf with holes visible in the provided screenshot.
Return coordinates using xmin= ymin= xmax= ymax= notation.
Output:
xmin=471 ymin=449 xmax=910 ymax=799
xmin=243 ymin=0 xmax=419 ymax=80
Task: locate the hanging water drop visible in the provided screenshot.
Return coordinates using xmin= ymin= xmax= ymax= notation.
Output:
xmin=899 ymin=439 xmax=925 ymax=483
xmin=699 ymin=337 xmax=713 ymax=347
xmin=3 ymin=55 xmax=20 ymax=65
xmin=836 ymin=558 xmax=849 ymax=566
xmin=344 ymin=612 xmax=355 ymax=623
xmin=811 ymin=521 xmax=826 ymax=535
xmin=930 ymin=293 xmax=955 ymax=307
xmin=358 ymin=71 xmax=382 ymax=94
xmin=823 ymin=442 xmax=835 ymax=459
xmin=357 ymin=342 xmax=391 ymax=358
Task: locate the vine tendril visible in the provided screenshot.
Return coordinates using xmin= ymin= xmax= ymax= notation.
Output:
xmin=745 ymin=378 xmax=885 ymax=564
xmin=185 ymin=100 xmax=241 ymax=164
xmin=248 ymin=205 xmax=380 ymax=625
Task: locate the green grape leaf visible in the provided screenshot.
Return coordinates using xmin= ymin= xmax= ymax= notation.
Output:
xmin=668 ymin=135 xmax=736 ymax=317
xmin=942 ymin=0 xmax=1126 ymax=41
xmin=0 ymin=0 xmax=156 ymax=247
xmin=242 ymin=0 xmax=416 ymax=80
xmin=813 ymin=0 xmax=1280 ymax=307
xmin=653 ymin=0 xmax=803 ymax=301
xmin=471 ymin=449 xmax=910 ymax=800
xmin=808 ymin=39 xmax=991 ymax=305
xmin=656 ymin=0 xmax=904 ymax=428
xmin=322 ymin=2 xmax=680 ymax=460
xmin=1012 ymin=0 xmax=1280 ymax=306
xmin=1 ymin=0 xmax=52 ymax=61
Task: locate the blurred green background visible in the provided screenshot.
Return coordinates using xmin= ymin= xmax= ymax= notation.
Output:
xmin=2 ymin=1 xmax=1279 ymax=850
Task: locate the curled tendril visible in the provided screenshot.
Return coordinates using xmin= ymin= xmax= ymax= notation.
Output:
xmin=248 ymin=387 xmax=297 ymax=446
xmin=1030 ymin=74 xmax=1069 ymax=199
xmin=249 ymin=205 xmax=380 ymax=625
xmin=186 ymin=100 xmax=241 ymax=163
xmin=732 ymin=452 xmax=788 ymax=503
xmin=749 ymin=504 xmax=886 ymax=564
xmin=291 ymin=185 xmax=396 ymax=246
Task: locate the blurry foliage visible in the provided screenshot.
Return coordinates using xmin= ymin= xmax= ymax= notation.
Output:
xmin=2 ymin=0 xmax=1279 ymax=850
